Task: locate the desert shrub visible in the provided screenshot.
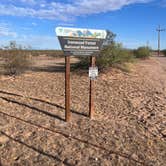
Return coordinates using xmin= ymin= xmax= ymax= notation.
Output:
xmin=134 ymin=47 xmax=151 ymax=59
xmin=3 ymin=50 xmax=31 ymax=75
xmin=73 ymin=56 xmax=90 ymax=70
xmin=74 ymin=43 xmax=134 ymax=71
xmin=162 ymin=49 xmax=166 ymax=56
xmin=97 ymin=43 xmax=134 ymax=69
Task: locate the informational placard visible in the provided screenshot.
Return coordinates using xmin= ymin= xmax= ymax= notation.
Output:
xmin=89 ymin=67 xmax=98 ymax=80
xmin=55 ymin=27 xmax=105 ymax=122
xmin=56 ymin=27 xmax=107 ymax=56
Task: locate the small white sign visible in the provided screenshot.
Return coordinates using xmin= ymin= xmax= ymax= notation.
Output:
xmin=89 ymin=67 xmax=98 ymax=80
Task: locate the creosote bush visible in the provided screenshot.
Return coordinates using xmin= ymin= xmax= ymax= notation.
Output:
xmin=134 ymin=46 xmax=151 ymax=59
xmin=3 ymin=50 xmax=31 ymax=75
xmin=97 ymin=43 xmax=134 ymax=69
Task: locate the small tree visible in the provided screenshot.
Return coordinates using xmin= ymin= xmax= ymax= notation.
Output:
xmin=3 ymin=41 xmax=31 ymax=75
xmin=103 ymin=30 xmax=116 ymax=46
xmin=97 ymin=43 xmax=134 ymax=69
xmin=9 ymin=41 xmax=17 ymax=50
xmin=74 ymin=43 xmax=134 ymax=71
xmin=134 ymin=46 xmax=151 ymax=59
xmin=74 ymin=30 xmax=117 ymax=70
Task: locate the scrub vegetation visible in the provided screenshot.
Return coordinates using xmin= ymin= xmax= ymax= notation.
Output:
xmin=3 ymin=51 xmax=31 ymax=75
xmin=0 ymin=41 xmax=64 ymax=75
xmin=0 ymin=34 xmax=152 ymax=75
xmin=75 ymin=44 xmax=151 ymax=72
xmin=134 ymin=46 xmax=151 ymax=59
xmin=75 ymin=31 xmax=151 ymax=72
xmin=162 ymin=49 xmax=166 ymax=56
xmin=1 ymin=41 xmax=31 ymax=75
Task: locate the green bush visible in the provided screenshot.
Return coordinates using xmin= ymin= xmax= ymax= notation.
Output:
xmin=97 ymin=43 xmax=134 ymax=69
xmin=74 ymin=43 xmax=134 ymax=71
xmin=162 ymin=49 xmax=166 ymax=56
xmin=134 ymin=47 xmax=151 ymax=59
xmin=3 ymin=50 xmax=31 ymax=75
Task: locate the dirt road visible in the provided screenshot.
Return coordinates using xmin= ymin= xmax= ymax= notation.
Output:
xmin=0 ymin=56 xmax=166 ymax=165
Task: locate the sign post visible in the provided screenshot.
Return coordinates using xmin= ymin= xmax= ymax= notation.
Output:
xmin=65 ymin=56 xmax=71 ymax=122
xmin=56 ymin=27 xmax=107 ymax=122
xmin=89 ymin=56 xmax=96 ymax=119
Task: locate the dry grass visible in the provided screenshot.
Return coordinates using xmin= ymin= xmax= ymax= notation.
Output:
xmin=3 ymin=50 xmax=31 ymax=75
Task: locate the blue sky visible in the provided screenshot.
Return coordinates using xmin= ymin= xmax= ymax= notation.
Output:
xmin=0 ymin=0 xmax=166 ymax=50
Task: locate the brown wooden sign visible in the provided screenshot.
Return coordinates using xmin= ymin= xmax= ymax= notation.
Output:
xmin=56 ymin=27 xmax=107 ymax=56
xmin=56 ymin=27 xmax=107 ymax=122
xmin=58 ymin=37 xmax=104 ymax=56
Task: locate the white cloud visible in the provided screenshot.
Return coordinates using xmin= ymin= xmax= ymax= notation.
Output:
xmin=0 ymin=23 xmax=17 ymax=37
xmin=32 ymin=22 xmax=37 ymax=26
xmin=0 ymin=0 xmax=152 ymax=20
xmin=58 ymin=23 xmax=74 ymax=27
xmin=20 ymin=0 xmax=35 ymax=3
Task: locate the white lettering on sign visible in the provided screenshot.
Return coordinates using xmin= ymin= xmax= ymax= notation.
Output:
xmin=64 ymin=45 xmax=80 ymax=49
xmin=67 ymin=40 xmax=97 ymax=46
xmin=64 ymin=45 xmax=99 ymax=50
xmin=89 ymin=67 xmax=98 ymax=80
xmin=67 ymin=40 xmax=84 ymax=45
xmin=85 ymin=41 xmax=97 ymax=45
xmin=81 ymin=46 xmax=99 ymax=50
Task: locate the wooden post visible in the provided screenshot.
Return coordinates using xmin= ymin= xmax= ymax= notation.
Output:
xmin=65 ymin=56 xmax=71 ymax=122
xmin=89 ymin=56 xmax=96 ymax=119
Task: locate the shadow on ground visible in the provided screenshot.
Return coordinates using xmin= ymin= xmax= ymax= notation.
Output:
xmin=30 ymin=62 xmax=78 ymax=73
xmin=31 ymin=65 xmax=65 ymax=73
xmin=0 ymin=111 xmax=145 ymax=165
xmin=0 ymin=131 xmax=73 ymax=166
xmin=0 ymin=90 xmax=88 ymax=120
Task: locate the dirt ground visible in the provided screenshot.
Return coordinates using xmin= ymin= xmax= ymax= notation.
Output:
xmin=0 ymin=55 xmax=166 ymax=166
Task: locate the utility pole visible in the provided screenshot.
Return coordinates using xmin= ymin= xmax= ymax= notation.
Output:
xmin=156 ymin=25 xmax=165 ymax=56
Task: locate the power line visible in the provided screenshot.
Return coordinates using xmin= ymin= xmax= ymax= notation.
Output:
xmin=156 ymin=25 xmax=165 ymax=56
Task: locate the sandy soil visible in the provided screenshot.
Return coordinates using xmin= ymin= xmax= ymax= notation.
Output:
xmin=0 ymin=55 xmax=166 ymax=166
